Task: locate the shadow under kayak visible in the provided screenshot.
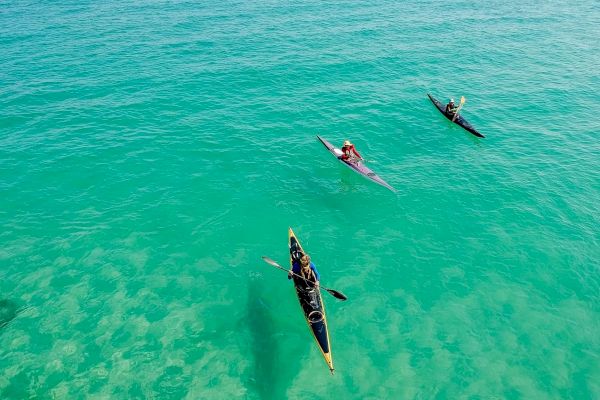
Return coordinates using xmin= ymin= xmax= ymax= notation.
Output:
xmin=317 ymin=135 xmax=396 ymax=192
xmin=427 ymin=94 xmax=485 ymax=138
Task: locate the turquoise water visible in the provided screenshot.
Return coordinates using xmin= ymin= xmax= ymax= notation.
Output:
xmin=1 ymin=0 xmax=599 ymax=398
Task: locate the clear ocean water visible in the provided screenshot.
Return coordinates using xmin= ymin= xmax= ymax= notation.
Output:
xmin=1 ymin=0 xmax=599 ymax=398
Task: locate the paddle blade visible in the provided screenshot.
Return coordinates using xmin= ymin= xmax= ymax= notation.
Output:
xmin=261 ymin=256 xmax=281 ymax=268
xmin=325 ymin=288 xmax=348 ymax=301
xmin=460 ymin=95 xmax=466 ymax=105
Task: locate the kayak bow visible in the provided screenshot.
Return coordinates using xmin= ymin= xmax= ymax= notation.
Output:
xmin=317 ymin=135 xmax=396 ymax=192
xmin=427 ymin=93 xmax=485 ymax=138
xmin=288 ymin=227 xmax=334 ymax=374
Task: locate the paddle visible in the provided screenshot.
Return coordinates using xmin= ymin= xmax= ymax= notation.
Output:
xmin=261 ymin=256 xmax=348 ymax=301
xmin=452 ymin=96 xmax=465 ymax=122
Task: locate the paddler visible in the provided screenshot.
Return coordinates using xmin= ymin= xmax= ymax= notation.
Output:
xmin=445 ymin=98 xmax=459 ymax=117
xmin=339 ymin=140 xmax=363 ymax=162
xmin=288 ymin=254 xmax=320 ymax=289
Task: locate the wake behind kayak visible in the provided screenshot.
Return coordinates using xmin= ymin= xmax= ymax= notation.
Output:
xmin=428 ymin=93 xmax=485 ymax=138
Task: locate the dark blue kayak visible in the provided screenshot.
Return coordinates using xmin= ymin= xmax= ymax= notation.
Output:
xmin=288 ymin=227 xmax=334 ymax=374
xmin=428 ymin=94 xmax=485 ymax=138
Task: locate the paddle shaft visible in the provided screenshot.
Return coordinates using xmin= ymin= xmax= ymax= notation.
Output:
xmin=268 ymin=259 xmax=320 ymax=287
xmin=261 ymin=256 xmax=347 ymax=301
xmin=452 ymin=96 xmax=465 ymax=122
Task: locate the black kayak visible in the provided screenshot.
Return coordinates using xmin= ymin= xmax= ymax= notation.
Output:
xmin=288 ymin=227 xmax=334 ymax=374
xmin=428 ymin=93 xmax=484 ymax=138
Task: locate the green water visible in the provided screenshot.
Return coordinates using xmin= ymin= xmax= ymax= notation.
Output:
xmin=1 ymin=1 xmax=598 ymax=398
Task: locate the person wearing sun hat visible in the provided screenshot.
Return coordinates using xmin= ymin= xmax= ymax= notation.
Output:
xmin=340 ymin=140 xmax=363 ymax=162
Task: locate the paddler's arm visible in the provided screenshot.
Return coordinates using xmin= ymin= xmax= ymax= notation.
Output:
xmin=288 ymin=261 xmax=300 ymax=279
xmin=353 ymin=148 xmax=363 ymax=160
xmin=311 ymin=263 xmax=321 ymax=282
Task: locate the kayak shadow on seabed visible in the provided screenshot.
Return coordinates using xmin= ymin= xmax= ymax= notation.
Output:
xmin=245 ymin=275 xmax=296 ymax=400
xmin=337 ymin=169 xmax=377 ymax=193
xmin=0 ymin=299 xmax=22 ymax=333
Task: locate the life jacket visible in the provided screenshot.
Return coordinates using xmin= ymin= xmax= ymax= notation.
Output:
xmin=300 ymin=264 xmax=316 ymax=283
xmin=341 ymin=145 xmax=354 ymax=158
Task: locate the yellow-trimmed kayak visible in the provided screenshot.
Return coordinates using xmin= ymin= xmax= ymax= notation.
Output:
xmin=288 ymin=227 xmax=334 ymax=374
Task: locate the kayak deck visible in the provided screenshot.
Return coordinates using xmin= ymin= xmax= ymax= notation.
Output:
xmin=316 ymin=135 xmax=396 ymax=192
xmin=288 ymin=227 xmax=334 ymax=374
xmin=427 ymin=93 xmax=484 ymax=138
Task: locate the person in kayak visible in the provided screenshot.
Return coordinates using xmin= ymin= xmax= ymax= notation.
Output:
xmin=445 ymin=98 xmax=459 ymax=117
xmin=339 ymin=140 xmax=363 ymax=162
xmin=288 ymin=253 xmax=320 ymax=288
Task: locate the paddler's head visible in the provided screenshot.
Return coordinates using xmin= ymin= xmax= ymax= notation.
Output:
xmin=300 ymin=254 xmax=311 ymax=268
xmin=449 ymin=98 xmax=455 ymax=105
xmin=343 ymin=140 xmax=352 ymax=147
